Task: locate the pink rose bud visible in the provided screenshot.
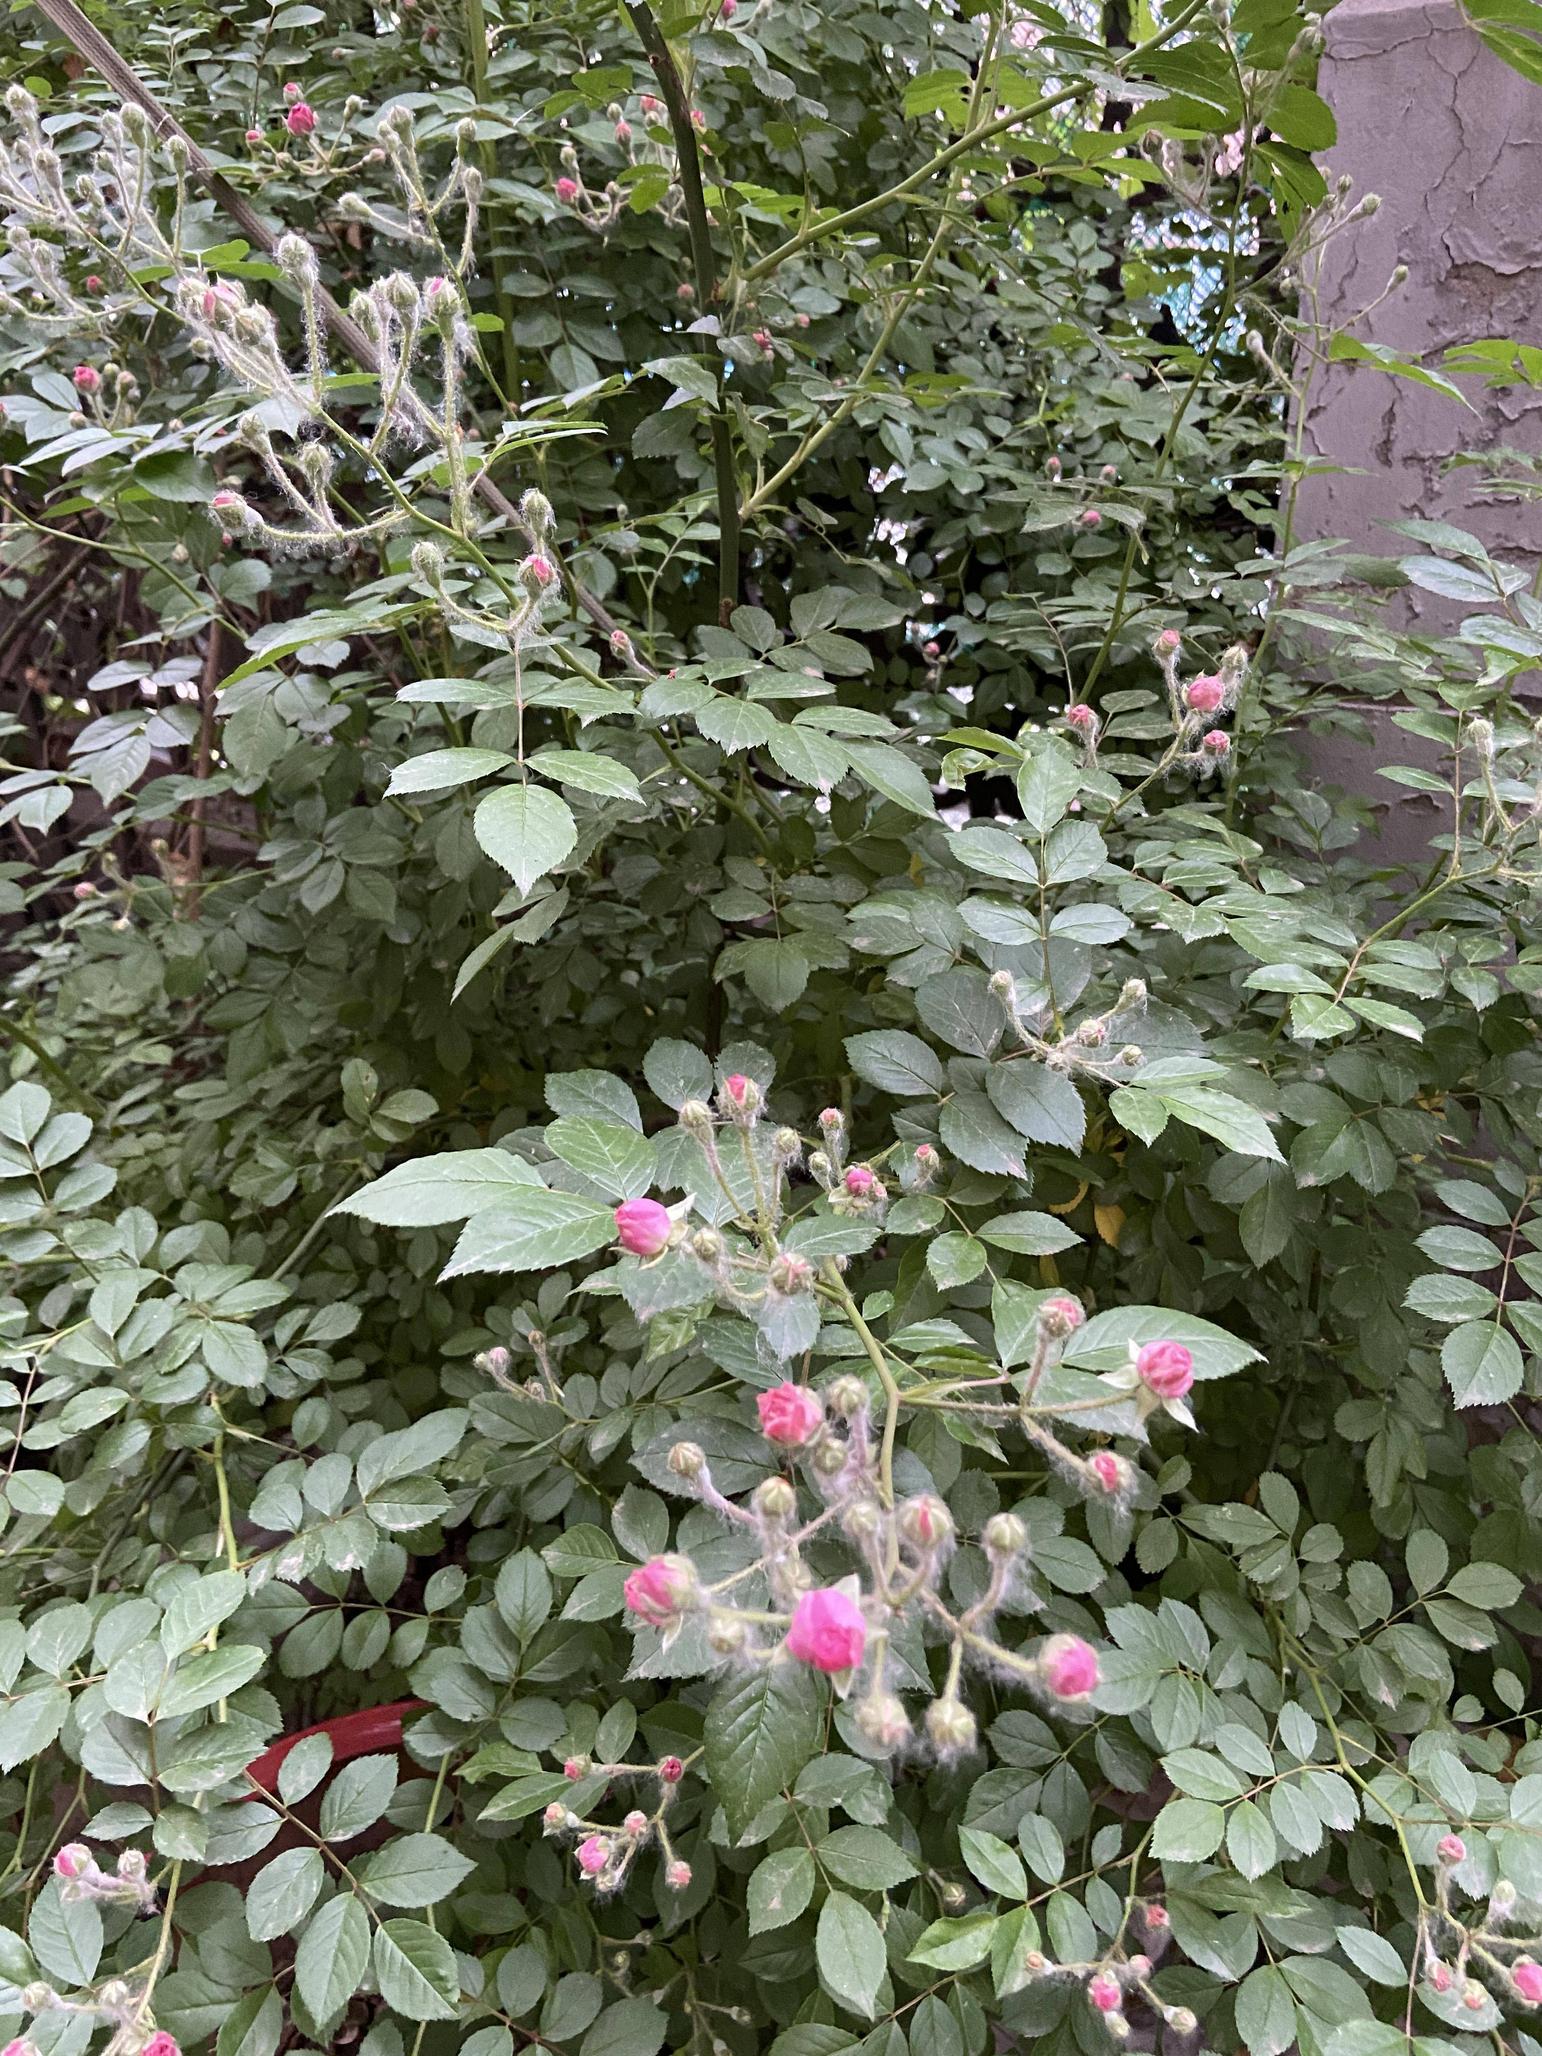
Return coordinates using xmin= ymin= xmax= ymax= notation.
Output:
xmin=1065 ymin=703 xmax=1096 ymax=732
xmin=914 ymin=1143 xmax=937 ymax=1165
xmin=677 ymin=281 xmax=695 ymax=302
xmin=244 ymin=127 xmax=262 ymax=143
xmin=690 ymin=108 xmax=707 ymax=131
xmin=623 ymin=1554 xmax=695 ymax=1626
xmin=1090 ymin=1975 xmax=1121 ymax=2013
xmin=753 ymin=328 xmax=773 ymax=352
xmin=1135 ymin=1340 xmax=1194 ymax=1399
xmin=666 ymin=1858 xmax=692 ymax=1890
xmin=658 ymin=1755 xmax=684 ymax=1783
xmin=282 ymin=79 xmax=304 ymax=101
xmin=211 ymin=490 xmax=240 ymax=511
xmin=721 ymin=0 xmax=737 ymax=14
xmin=3 ymin=2039 xmax=37 ymax=2056
xmin=818 ymin=1106 xmax=843 ymax=1129
xmin=1100 ymin=463 xmax=1118 ymax=482
xmin=796 ymin=311 xmax=810 ymax=327
xmin=923 ymin=639 xmax=941 ymax=659
xmin=1185 ymin=674 xmax=1224 ymax=714
xmin=641 ymin=94 xmax=662 ymax=113
xmin=1080 ymin=509 xmax=1101 ymax=529
xmin=1042 ymin=1633 xmax=1100 ymax=1700
xmin=576 ymin=1835 xmax=610 ymax=1876
xmin=1090 ymin=1450 xmax=1124 ymax=1493
xmin=285 ymin=102 xmax=316 ymax=136
xmin=1039 ymin=1295 xmax=1085 ymax=1337
xmin=757 ymin=1381 xmax=824 ymax=1447
xmin=543 ymin=1802 xmax=566 ymax=1827
xmin=555 ymin=176 xmax=580 ymax=203
xmin=72 ymin=365 xmax=100 ymax=393
xmin=53 ymin=1844 xmax=91 ymax=1879
xmin=1155 ymin=628 xmax=1182 ymax=655
xmin=521 ymin=553 xmax=555 ymax=588
xmin=623 ymin=1810 xmax=648 ymax=1834
xmin=615 ymin=119 xmax=631 ymax=141
xmin=1428 ymin=1962 xmax=1453 ymax=1993
xmin=844 ymin=1165 xmax=876 ymax=1197
xmin=143 ymin=2034 xmax=180 ymax=2056
xmin=614 ymin=1197 xmax=673 ymax=1258
xmin=1146 ymin=1903 xmax=1169 ymax=1930
xmin=785 ymin=1586 xmax=867 ymax=1674
xmin=72 ymin=880 xmax=97 ymax=900
xmin=609 ymin=628 xmax=631 ymax=655
xmin=1202 ymin=729 xmax=1230 ymax=754
xmin=1437 ymin=1833 xmax=1466 ymax=1863
xmin=1046 ymin=455 xmax=1062 ymax=477
xmin=723 ymin=1072 xmax=751 ymax=1105
xmin=85 ymin=274 xmax=103 ymax=292
xmin=563 ymin=1757 xmax=584 ymax=1781
xmin=1463 ymin=1983 xmax=1487 ymax=2012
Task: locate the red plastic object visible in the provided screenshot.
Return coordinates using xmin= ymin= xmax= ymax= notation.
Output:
xmin=245 ymin=1698 xmax=428 ymax=1793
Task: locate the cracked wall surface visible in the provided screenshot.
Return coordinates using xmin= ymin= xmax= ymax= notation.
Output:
xmin=1291 ymin=0 xmax=1542 ymax=862
xmin=1294 ymin=0 xmax=1542 ymax=618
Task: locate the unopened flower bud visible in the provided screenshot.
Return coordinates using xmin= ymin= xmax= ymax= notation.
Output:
xmin=116 ymin=1849 xmax=147 ymax=1880
xmin=1168 ymin=2009 xmax=1197 ymax=2035
xmin=543 ymin=1801 xmax=566 ymax=1829
xmin=690 ymin=1227 xmax=724 ymax=1263
xmin=623 ymin=1810 xmax=648 ymax=1835
xmin=665 ymin=1858 xmax=692 ymax=1890
xmin=563 ymin=1755 xmax=589 ymax=1780
xmin=678 ymin=1099 xmax=713 ymax=1133
xmin=856 ymin=1692 xmax=912 ymax=1747
xmin=772 ymin=1126 xmax=802 ymax=1161
xmin=812 ymin=1439 xmax=848 ymax=1477
xmin=924 ymin=1695 xmax=977 ymax=1754
xmin=827 ymin=1375 xmax=868 ymax=1418
xmin=755 ymin=1476 xmax=797 ymax=1520
xmin=900 ymin=1495 xmax=953 ymax=1551
xmin=658 ymin=1755 xmax=684 ymax=1782
xmin=769 ymin=1253 xmax=813 ymax=1295
xmin=842 ymin=1499 xmax=882 ymax=1541
xmin=719 ymin=1072 xmax=760 ymax=1121
xmin=668 ymin=1441 xmax=706 ymax=1479
xmin=982 ymin=1512 xmax=1027 ymax=1556
xmin=988 ymin=968 xmax=1016 ymax=1003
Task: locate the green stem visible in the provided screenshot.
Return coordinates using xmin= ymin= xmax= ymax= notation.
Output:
xmin=626 ymin=1 xmax=740 ymax=617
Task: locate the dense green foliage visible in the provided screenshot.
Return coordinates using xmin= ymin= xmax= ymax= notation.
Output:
xmin=2 ymin=2 xmax=1542 ymax=2055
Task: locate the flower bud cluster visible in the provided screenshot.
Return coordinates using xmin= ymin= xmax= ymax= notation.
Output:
xmin=52 ymin=1842 xmax=157 ymax=1914
xmin=541 ymin=1753 xmax=692 ymax=1896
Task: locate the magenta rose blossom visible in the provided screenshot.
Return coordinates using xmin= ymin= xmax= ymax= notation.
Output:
xmin=576 ymin=1835 xmax=610 ymax=1876
xmin=285 ymin=101 xmax=316 ymax=136
xmin=1185 ymin=674 xmax=1224 ymax=714
xmin=614 ymin=1197 xmax=672 ymax=1258
xmin=1135 ymin=1340 xmax=1194 ymax=1399
xmin=1042 ymin=1632 xmax=1099 ymax=1700
xmin=785 ymin=1587 xmax=866 ymax=1674
xmin=757 ymin=1381 xmax=823 ymax=1447
xmin=623 ymin=1554 xmax=694 ymax=1626
xmin=143 ymin=2035 xmax=181 ymax=2056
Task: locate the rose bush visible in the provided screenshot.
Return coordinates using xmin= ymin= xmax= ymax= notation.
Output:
xmin=1 ymin=0 xmax=1542 ymax=2053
